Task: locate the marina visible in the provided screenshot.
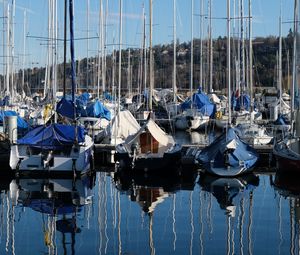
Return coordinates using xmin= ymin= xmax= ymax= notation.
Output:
xmin=0 ymin=0 xmax=298 ymax=254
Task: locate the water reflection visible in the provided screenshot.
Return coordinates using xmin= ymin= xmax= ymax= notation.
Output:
xmin=6 ymin=175 xmax=95 ymax=255
xmin=273 ymin=172 xmax=300 ymax=255
xmin=199 ymin=173 xmax=259 ymax=217
xmin=1 ymin=169 xmax=300 ymax=254
xmin=198 ymin=173 xmax=259 ymax=254
xmin=114 ymin=169 xmax=198 ymax=255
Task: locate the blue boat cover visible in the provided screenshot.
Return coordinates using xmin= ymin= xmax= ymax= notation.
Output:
xmin=274 ymin=114 xmax=290 ymax=125
xmin=0 ymin=110 xmax=29 ymax=130
xmin=76 ymin=92 xmax=90 ymax=106
xmin=198 ymin=127 xmax=258 ymax=174
xmin=17 ymin=123 xmax=85 ymax=149
xmin=181 ymin=88 xmax=216 ymax=117
xmin=80 ymin=99 xmax=111 ymax=120
xmin=0 ymin=96 xmax=9 ymax=106
xmin=56 ymin=97 xmax=75 ymax=119
xmin=234 ymin=94 xmax=250 ymax=111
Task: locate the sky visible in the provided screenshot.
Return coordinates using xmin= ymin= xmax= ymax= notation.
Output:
xmin=0 ymin=0 xmax=297 ymax=71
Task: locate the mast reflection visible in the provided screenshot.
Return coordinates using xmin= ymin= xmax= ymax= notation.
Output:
xmin=274 ymin=172 xmax=300 ymax=255
xmin=114 ymin=168 xmax=198 ymax=254
xmin=198 ymin=173 xmax=259 ymax=254
xmin=10 ymin=174 xmax=95 ymax=254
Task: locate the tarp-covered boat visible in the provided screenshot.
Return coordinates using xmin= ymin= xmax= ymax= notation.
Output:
xmin=115 ymin=117 xmax=181 ymax=171
xmin=196 ymin=127 xmax=259 ymax=176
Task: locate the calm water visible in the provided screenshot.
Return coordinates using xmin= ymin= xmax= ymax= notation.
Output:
xmin=0 ymin=131 xmax=297 ymax=255
xmin=0 ymin=169 xmax=299 ymax=255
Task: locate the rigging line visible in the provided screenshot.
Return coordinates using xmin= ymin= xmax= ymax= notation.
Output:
xmin=172 ymin=194 xmax=177 ymax=251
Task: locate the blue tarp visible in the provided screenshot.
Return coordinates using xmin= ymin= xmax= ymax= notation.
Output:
xmin=79 ymin=99 xmax=111 ymax=120
xmin=17 ymin=123 xmax=85 ymax=149
xmin=76 ymin=92 xmax=90 ymax=107
xmin=234 ymin=94 xmax=250 ymax=111
xmin=197 ymin=127 xmax=258 ymax=175
xmin=0 ymin=96 xmax=9 ymax=106
xmin=181 ymin=88 xmax=216 ymax=117
xmin=56 ymin=97 xmax=75 ymax=119
xmin=0 ymin=110 xmax=29 ymax=130
xmin=274 ymin=114 xmax=290 ymax=125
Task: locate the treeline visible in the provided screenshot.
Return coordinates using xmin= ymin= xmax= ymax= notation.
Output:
xmin=10 ymin=30 xmax=295 ymax=96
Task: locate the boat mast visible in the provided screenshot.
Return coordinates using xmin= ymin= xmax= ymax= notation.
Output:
xmin=69 ymin=0 xmax=76 ymax=105
xmin=21 ymin=10 xmax=26 ymax=96
xmin=173 ymin=0 xmax=176 ymax=103
xmin=209 ymin=0 xmax=213 ymax=93
xmin=240 ymin=0 xmax=245 ymax=94
xmin=278 ymin=0 xmax=282 ymax=113
xmin=6 ymin=4 xmax=10 ymax=98
xmin=227 ymin=0 xmax=231 ymax=125
xmin=101 ymin=0 xmax=105 ymax=93
xmin=118 ymin=0 xmax=123 ymax=115
xmin=63 ymin=0 xmax=67 ymax=97
xmin=190 ymin=0 xmax=194 ymax=107
xmin=249 ymin=0 xmax=253 ymax=120
xmin=292 ymin=0 xmax=298 ymax=115
xmin=199 ymin=0 xmax=203 ymax=90
xmin=11 ymin=0 xmax=15 ymax=101
xmin=86 ymin=0 xmax=90 ymax=91
xmin=149 ymin=0 xmax=153 ymax=111
xmin=143 ymin=9 xmax=147 ymax=101
xmin=97 ymin=0 xmax=102 ymax=98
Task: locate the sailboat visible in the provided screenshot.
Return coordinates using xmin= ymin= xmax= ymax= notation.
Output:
xmin=115 ymin=0 xmax=181 ymax=171
xmin=9 ymin=0 xmax=94 ymax=176
xmin=273 ymin=0 xmax=300 ymax=173
xmin=196 ymin=0 xmax=259 ymax=177
xmin=115 ymin=114 xmax=181 ymax=171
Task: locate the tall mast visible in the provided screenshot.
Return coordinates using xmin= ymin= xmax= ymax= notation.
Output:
xmin=249 ymin=0 xmax=253 ymax=120
xmin=190 ymin=0 xmax=194 ymax=100
xmin=101 ymin=0 xmax=105 ymax=93
xmin=209 ymin=0 xmax=213 ymax=93
xmin=86 ymin=0 xmax=90 ymax=91
xmin=240 ymin=0 xmax=245 ymax=92
xmin=63 ymin=0 xmax=67 ymax=97
xmin=118 ymin=0 xmax=123 ymax=114
xmin=69 ymin=0 xmax=76 ymax=104
xmin=11 ymin=0 xmax=15 ymax=100
xmin=21 ymin=10 xmax=26 ymax=96
xmin=127 ymin=49 xmax=131 ymax=96
xmin=227 ymin=0 xmax=231 ymax=125
xmin=97 ymin=0 xmax=103 ymax=98
xmin=278 ymin=0 xmax=282 ymax=112
xmin=149 ymin=0 xmax=153 ymax=111
xmin=292 ymin=0 xmax=298 ymax=113
xmin=173 ymin=0 xmax=176 ymax=102
xmin=6 ymin=4 xmax=10 ymax=97
xmin=143 ymin=8 xmax=147 ymax=99
xmin=199 ymin=0 xmax=203 ymax=90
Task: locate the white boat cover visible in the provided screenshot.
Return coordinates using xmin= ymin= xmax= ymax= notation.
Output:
xmin=125 ymin=117 xmax=174 ymax=147
xmin=209 ymin=93 xmax=221 ymax=104
xmin=108 ymin=110 xmax=140 ymax=140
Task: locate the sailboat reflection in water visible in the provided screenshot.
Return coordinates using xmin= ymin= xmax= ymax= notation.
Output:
xmin=10 ymin=175 xmax=95 ymax=253
xmin=198 ymin=173 xmax=259 ymax=254
xmin=199 ymin=173 xmax=259 ymax=216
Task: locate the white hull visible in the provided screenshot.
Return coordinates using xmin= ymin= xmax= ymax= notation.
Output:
xmin=174 ymin=112 xmax=209 ymax=130
xmin=9 ymin=135 xmax=94 ymax=174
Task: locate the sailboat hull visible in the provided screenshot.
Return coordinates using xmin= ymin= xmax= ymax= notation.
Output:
xmin=273 ymin=138 xmax=300 ymax=172
xmin=9 ymin=135 xmax=94 ymax=176
xmin=115 ymin=145 xmax=182 ymax=172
